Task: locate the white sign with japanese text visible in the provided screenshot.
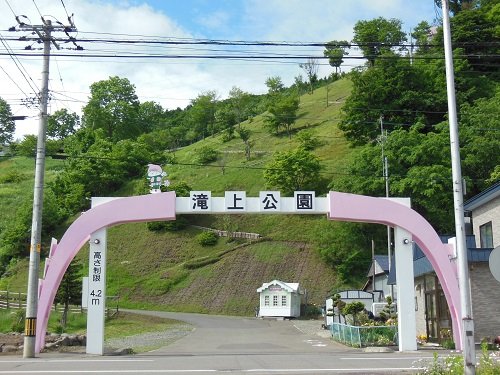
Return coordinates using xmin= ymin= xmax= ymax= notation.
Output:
xmin=191 ymin=191 xmax=212 ymax=211
xmin=259 ymin=191 xmax=280 ymax=211
xmin=176 ymin=191 xmax=328 ymax=214
xmin=225 ymin=191 xmax=246 ymax=211
xmin=87 ymin=228 xmax=106 ymax=355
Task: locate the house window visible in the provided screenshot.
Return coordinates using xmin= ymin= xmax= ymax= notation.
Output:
xmin=480 ymin=222 xmax=493 ymax=248
xmin=273 ymin=295 xmax=278 ymax=306
xmin=264 ymin=295 xmax=269 ymax=306
xmin=281 ymin=295 xmax=287 ymax=306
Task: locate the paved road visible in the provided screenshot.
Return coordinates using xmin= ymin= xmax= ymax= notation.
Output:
xmin=0 ymin=311 xmax=443 ymax=374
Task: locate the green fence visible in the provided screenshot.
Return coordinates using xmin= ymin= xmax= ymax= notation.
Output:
xmin=330 ymin=322 xmax=398 ymax=347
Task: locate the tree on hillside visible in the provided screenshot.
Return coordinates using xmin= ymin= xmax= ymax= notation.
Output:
xmin=236 ymin=126 xmax=253 ymax=161
xmin=331 ymin=102 xmax=499 ymax=233
xmin=0 ymin=98 xmax=15 ymax=144
xmin=324 ymin=40 xmax=350 ymax=74
xmin=264 ymin=148 xmax=323 ymax=195
xmin=434 ymin=0 xmax=476 ymax=15
xmin=83 ymin=76 xmax=141 ymax=141
xmin=411 ymin=21 xmax=432 ymax=53
xmin=293 ymin=75 xmax=307 ymax=98
xmin=339 ymin=56 xmax=446 ymax=145
xmin=352 ymin=17 xmax=407 ymax=66
xmin=55 ymin=259 xmax=82 ymax=328
xmin=449 ymin=5 xmax=499 ymax=73
xmin=459 ymin=88 xmax=500 ymax=194
xmin=186 ymin=91 xmax=218 ymax=139
xmin=264 ymin=94 xmax=300 ymax=138
xmin=313 ymin=220 xmax=377 ymax=285
xmin=47 ymin=109 xmax=79 ymax=140
xmin=214 ymin=104 xmax=236 ymax=140
xmin=299 ymin=58 xmax=319 ymax=94
xmin=138 ymin=101 xmax=165 ymax=133
xmin=265 ymin=76 xmax=285 ymax=95
xmin=228 ymin=86 xmax=252 ymax=126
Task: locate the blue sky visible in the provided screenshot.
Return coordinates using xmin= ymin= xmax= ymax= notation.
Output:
xmin=0 ymin=0 xmax=441 ymax=137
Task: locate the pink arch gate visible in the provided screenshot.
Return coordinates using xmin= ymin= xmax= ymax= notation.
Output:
xmin=35 ymin=191 xmax=462 ymax=353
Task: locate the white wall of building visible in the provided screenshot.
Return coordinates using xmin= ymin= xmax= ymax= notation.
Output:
xmin=257 ymin=281 xmax=301 ymax=318
xmin=471 ymin=196 xmax=500 ymax=248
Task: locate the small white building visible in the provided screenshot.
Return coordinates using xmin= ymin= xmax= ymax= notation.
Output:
xmin=256 ymin=280 xmax=302 ymax=318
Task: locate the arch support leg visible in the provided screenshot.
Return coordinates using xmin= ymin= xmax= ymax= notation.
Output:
xmin=395 ymin=226 xmax=417 ymax=351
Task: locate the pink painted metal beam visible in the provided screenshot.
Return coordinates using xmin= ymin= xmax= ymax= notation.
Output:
xmin=35 ymin=193 xmax=176 ymax=353
xmin=36 ymin=190 xmax=462 ymax=352
xmin=328 ymin=191 xmax=462 ymax=349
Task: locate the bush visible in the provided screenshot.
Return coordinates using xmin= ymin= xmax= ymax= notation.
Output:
xmin=195 ymin=146 xmax=219 ymax=164
xmin=0 ymin=171 xmax=25 ymax=184
xmin=147 ymin=217 xmax=188 ymax=232
xmin=11 ymin=309 xmax=25 ymax=333
xmin=296 ymin=129 xmax=320 ymax=150
xmin=196 ymin=231 xmax=218 ymax=246
xmin=303 ymin=304 xmax=322 ymax=318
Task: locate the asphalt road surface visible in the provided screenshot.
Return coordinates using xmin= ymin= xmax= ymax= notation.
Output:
xmin=0 ymin=311 xmax=444 ymax=374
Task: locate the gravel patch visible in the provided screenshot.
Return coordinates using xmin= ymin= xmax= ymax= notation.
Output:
xmin=105 ymin=323 xmax=194 ymax=352
xmin=291 ymin=319 xmax=331 ymax=338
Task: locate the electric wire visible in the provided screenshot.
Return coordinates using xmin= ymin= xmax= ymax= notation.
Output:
xmin=31 ymin=0 xmax=44 ymax=20
xmin=0 ymin=32 xmax=40 ymax=102
xmin=0 ymin=64 xmax=29 ymax=98
xmin=3 ymin=0 xmax=16 ymax=17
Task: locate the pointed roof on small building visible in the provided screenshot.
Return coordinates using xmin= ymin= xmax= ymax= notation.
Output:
xmin=256 ymin=280 xmax=300 ymax=293
xmin=365 ymin=255 xmax=390 ymax=278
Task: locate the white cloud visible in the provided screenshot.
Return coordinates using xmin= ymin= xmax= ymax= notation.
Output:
xmin=0 ymin=0 xmax=435 ymax=139
xmin=196 ymin=10 xmax=231 ymax=31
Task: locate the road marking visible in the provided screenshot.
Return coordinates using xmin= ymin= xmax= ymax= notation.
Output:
xmin=0 ymin=369 xmax=426 ymax=374
xmin=340 ymin=356 xmax=434 ymax=360
xmin=245 ymin=369 xmax=425 ymax=373
xmin=0 ymin=359 xmax=153 ymax=363
xmin=0 ymin=371 xmax=214 ymax=374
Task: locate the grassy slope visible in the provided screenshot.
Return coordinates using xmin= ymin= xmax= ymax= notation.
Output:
xmin=168 ymin=79 xmax=352 ymax=194
xmin=0 ymin=79 xmax=358 ymax=316
xmin=0 ymin=157 xmax=64 ymax=234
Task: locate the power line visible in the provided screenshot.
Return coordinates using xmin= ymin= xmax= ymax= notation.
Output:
xmin=3 ymin=0 xmax=16 ymax=17
xmin=2 ymin=51 xmax=499 ymax=62
xmin=31 ymin=0 xmax=44 ymax=20
xmin=0 ymin=64 xmax=29 ymax=98
xmin=0 ymin=32 xmax=40 ymax=101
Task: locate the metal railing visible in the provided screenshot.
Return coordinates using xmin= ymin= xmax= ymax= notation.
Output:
xmin=330 ymin=322 xmax=397 ymax=347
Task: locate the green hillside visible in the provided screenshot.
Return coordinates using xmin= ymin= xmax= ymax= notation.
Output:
xmin=0 ymin=79 xmax=359 ymax=315
xmin=168 ymin=79 xmax=352 ymax=194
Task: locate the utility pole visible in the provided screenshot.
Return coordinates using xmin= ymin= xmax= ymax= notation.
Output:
xmin=11 ymin=16 xmax=76 ymax=358
xmin=440 ymin=1 xmax=476 ymax=374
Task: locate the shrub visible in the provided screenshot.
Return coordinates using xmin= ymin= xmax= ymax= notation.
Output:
xmin=196 ymin=231 xmax=218 ymax=246
xmin=303 ymin=304 xmax=322 ymax=318
xmin=296 ymin=129 xmax=320 ymax=150
xmin=11 ymin=309 xmax=25 ymax=333
xmin=195 ymin=146 xmax=219 ymax=164
xmin=342 ymin=301 xmax=365 ymax=326
xmin=147 ymin=217 xmax=188 ymax=232
xmin=0 ymin=171 xmax=24 ymax=184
